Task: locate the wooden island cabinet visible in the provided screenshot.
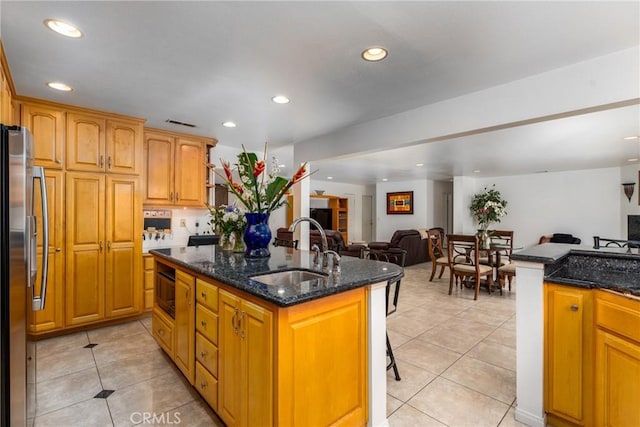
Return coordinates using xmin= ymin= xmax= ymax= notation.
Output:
xmin=151 ymin=253 xmax=374 ymax=427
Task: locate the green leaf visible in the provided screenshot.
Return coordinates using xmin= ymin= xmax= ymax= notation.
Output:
xmin=265 ymin=176 xmax=288 ymax=204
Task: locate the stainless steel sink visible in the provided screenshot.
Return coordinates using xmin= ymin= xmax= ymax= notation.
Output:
xmin=250 ymin=269 xmax=327 ymax=286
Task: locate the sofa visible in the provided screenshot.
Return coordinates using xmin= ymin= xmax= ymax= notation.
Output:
xmin=275 ymin=228 xmax=365 ymax=257
xmin=368 ymin=229 xmax=429 ymax=266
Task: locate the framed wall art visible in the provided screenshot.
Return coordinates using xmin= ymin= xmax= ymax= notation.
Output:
xmin=387 ymin=191 xmax=414 ymax=215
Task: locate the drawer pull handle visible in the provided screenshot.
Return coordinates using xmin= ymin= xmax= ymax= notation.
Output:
xmin=200 ymin=381 xmax=207 ymax=389
xmin=201 ymin=320 xmax=207 ymax=327
xmin=570 ymin=304 xmax=579 ymax=311
xmin=201 ymin=351 xmax=207 ymax=358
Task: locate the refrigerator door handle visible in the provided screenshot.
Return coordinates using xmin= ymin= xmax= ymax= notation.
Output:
xmin=31 ymin=166 xmax=49 ymax=311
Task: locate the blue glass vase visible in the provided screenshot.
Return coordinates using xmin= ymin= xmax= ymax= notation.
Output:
xmin=243 ymin=212 xmax=271 ymax=257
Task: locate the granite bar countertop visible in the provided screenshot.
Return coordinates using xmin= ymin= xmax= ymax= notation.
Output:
xmin=512 ymin=243 xmax=640 ymax=297
xmin=149 ymin=245 xmax=404 ymax=307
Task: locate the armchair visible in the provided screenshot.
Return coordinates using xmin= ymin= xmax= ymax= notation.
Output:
xmin=368 ymin=229 xmax=429 ymax=266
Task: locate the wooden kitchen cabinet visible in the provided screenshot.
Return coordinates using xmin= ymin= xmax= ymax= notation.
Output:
xmin=174 ymin=269 xmax=195 ymax=384
xmin=594 ymin=290 xmax=640 ymax=427
xmin=29 ymin=170 xmax=65 ymax=333
xmin=143 ymin=128 xmax=215 ymax=207
xmin=544 ymin=283 xmax=594 ymax=426
xmin=67 ymin=111 xmax=143 ymax=175
xmin=21 ymin=102 xmax=65 ymax=169
xmin=65 ymin=172 xmax=141 ymax=326
xmin=195 ymin=279 xmax=219 ymax=411
xmin=218 ymin=288 xmax=273 ymax=427
xmin=143 ymin=254 xmax=155 ymax=311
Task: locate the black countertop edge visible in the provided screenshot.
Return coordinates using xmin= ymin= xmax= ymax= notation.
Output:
xmin=511 ymin=243 xmax=640 ymax=264
xmin=544 ymin=276 xmax=640 ymax=297
xmin=149 ymin=246 xmax=404 ymax=308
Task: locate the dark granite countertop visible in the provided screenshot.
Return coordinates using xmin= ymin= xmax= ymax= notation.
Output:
xmin=511 ymin=243 xmax=640 ymax=297
xmin=149 ymin=245 xmax=404 ymax=307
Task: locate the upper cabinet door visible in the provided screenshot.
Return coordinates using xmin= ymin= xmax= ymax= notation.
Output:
xmin=175 ymin=138 xmax=205 ymax=207
xmin=66 ymin=112 xmax=106 ymax=172
xmin=144 ymin=132 xmax=175 ymax=205
xmin=21 ymin=103 xmax=65 ymax=169
xmin=106 ymin=119 xmax=143 ymax=175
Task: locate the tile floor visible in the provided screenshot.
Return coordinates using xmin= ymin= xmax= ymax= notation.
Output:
xmin=32 ymin=262 xmax=526 ymax=426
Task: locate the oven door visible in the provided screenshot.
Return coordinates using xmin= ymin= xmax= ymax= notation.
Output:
xmin=155 ymin=271 xmax=175 ymax=318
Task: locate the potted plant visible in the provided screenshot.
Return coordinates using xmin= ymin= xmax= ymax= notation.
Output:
xmin=469 ymin=186 xmax=508 ymax=249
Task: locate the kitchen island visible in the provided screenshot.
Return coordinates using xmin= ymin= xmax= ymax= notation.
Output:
xmin=149 ymin=245 xmax=403 ymax=427
xmin=510 ymin=244 xmax=640 ymax=427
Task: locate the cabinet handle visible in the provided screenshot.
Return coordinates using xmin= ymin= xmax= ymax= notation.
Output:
xmin=99 ymin=155 xmax=104 ymax=168
xmin=55 ymin=158 xmax=61 ymax=164
xmin=99 ymin=241 xmax=103 ymax=252
xmin=201 ymin=319 xmax=207 ymax=327
xmin=176 ymin=192 xmax=180 ymax=201
xmin=107 ymin=241 xmax=111 ymax=251
xmin=239 ymin=311 xmax=246 ymax=339
xmin=55 ymin=247 xmax=61 ymax=253
xmin=570 ymin=304 xmax=579 ymax=312
xmin=107 ymin=156 xmax=112 ymax=169
xmin=170 ymin=192 xmax=174 ymax=202
xmin=200 ymin=351 xmax=207 ymax=359
xmin=201 ymin=291 xmax=207 ymax=299
xmin=232 ymin=308 xmax=239 ymax=335
xmin=200 ymin=381 xmax=207 ymax=390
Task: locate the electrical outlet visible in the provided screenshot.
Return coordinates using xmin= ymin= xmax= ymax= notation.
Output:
xmin=180 ymin=219 xmax=186 ymax=227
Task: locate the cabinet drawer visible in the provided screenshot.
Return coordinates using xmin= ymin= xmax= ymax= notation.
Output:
xmin=196 ymin=304 xmax=218 ymax=344
xmin=152 ymin=309 xmax=174 ymax=356
xmin=144 ymin=269 xmax=154 ymax=290
xmin=196 ymin=332 xmax=218 ymax=377
xmin=143 ymin=254 xmax=154 ymax=270
xmin=196 ymin=279 xmax=218 ymax=312
xmin=596 ymin=291 xmax=640 ymax=343
xmin=195 ymin=362 xmax=218 ymax=412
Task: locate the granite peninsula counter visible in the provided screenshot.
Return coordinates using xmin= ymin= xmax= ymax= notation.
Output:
xmin=510 ymin=243 xmax=640 ymax=427
xmin=149 ymin=245 xmax=402 ymax=427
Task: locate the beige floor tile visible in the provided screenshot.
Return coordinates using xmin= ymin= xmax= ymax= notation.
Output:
xmin=498 ymin=406 xmax=528 ymax=426
xmin=468 ymin=340 xmax=517 ymax=371
xmin=416 ymin=324 xmax=484 ymax=354
xmin=408 ymin=377 xmax=510 ymax=427
xmin=92 ymin=330 xmax=159 ymax=368
xmin=107 ymin=370 xmax=197 ymax=427
xmin=387 ymin=313 xmax=435 ymax=338
xmin=387 ymin=395 xmax=404 ymax=417
xmin=394 ymin=339 xmax=461 ymax=375
xmin=97 ymin=347 xmax=175 ymax=390
xmin=387 ymin=329 xmax=413 ymax=349
xmin=36 ymin=331 xmax=89 ymax=355
xmin=37 ymin=346 xmax=96 ymax=382
xmin=485 ymin=325 xmax=517 ymax=349
xmin=34 ymin=398 xmax=112 ymax=427
xmin=455 ymin=306 xmax=512 ymax=327
xmin=87 ymin=319 xmax=149 ymax=343
xmin=442 ymin=355 xmax=516 ymax=404
xmin=140 ymin=315 xmax=153 ymax=333
xmin=386 ymin=361 xmax=436 ymax=402
xmin=36 ymin=367 xmax=103 ymax=416
xmin=142 ymin=399 xmax=225 ymax=427
xmin=387 ymin=404 xmax=446 ymax=426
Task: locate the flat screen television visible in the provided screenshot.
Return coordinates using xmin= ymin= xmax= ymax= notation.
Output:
xmin=310 ymin=208 xmax=333 ymax=230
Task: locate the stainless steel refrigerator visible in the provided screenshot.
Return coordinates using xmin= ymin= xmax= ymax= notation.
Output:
xmin=0 ymin=125 xmax=48 ymax=426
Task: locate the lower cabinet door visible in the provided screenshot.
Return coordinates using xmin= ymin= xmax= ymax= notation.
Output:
xmin=218 ymin=290 xmax=241 ymax=427
xmin=195 ymin=362 xmax=218 ymax=412
xmin=595 ymin=329 xmax=640 ymax=427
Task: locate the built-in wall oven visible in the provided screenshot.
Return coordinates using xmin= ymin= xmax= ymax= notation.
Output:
xmin=155 ymin=270 xmax=175 ymax=318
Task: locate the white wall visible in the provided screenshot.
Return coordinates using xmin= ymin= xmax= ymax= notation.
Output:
xmin=432 ymin=180 xmax=454 ymax=232
xmin=620 ymin=164 xmax=640 ymax=238
xmin=453 ymin=167 xmax=623 ymax=249
xmin=309 ymin=179 xmax=372 ymax=242
xmin=375 ymin=179 xmax=429 ymax=241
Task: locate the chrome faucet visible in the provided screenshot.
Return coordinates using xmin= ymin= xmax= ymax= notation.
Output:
xmin=324 ymin=250 xmax=341 ymax=274
xmin=289 ymin=217 xmax=331 ymax=269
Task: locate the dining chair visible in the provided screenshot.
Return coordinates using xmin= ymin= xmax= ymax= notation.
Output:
xmin=447 ymin=234 xmax=494 ymax=300
xmin=427 ymin=228 xmax=450 ymax=281
xmin=273 ymin=237 xmax=298 ymax=249
xmin=498 ymin=262 xmax=516 ymax=291
xmin=367 ymin=248 xmax=406 ymax=381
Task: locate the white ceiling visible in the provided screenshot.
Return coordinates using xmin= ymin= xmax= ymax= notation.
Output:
xmin=1 ymin=1 xmax=639 ymax=184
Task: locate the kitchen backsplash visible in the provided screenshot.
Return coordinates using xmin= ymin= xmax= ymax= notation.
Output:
xmin=142 ymin=207 xmax=212 ymax=251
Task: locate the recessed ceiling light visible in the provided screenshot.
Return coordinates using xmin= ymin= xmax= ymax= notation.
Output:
xmin=327 ymin=176 xmax=333 ymax=180
xmin=415 ymin=163 xmax=424 ymax=167
xmin=278 ymin=164 xmax=286 ymax=168
xmin=624 ymin=135 xmax=639 ymax=140
xmin=382 ymin=178 xmax=388 ymax=182
xmin=272 ymin=95 xmax=290 ymax=104
xmin=473 ymin=169 xmax=481 ymax=173
xmin=627 ymin=158 xmax=638 ymax=162
xmin=46 ymin=82 xmax=73 ymax=92
xmin=44 ymin=19 xmax=83 ymax=38
xmin=361 ymin=46 xmax=388 ymax=62
xmin=222 ymin=121 xmax=236 ymax=128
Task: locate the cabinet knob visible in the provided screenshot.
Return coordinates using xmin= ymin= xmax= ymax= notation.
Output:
xmin=158 ymin=328 xmax=165 ymax=336
xmin=201 ymin=292 xmax=207 ymax=299
xmin=55 ymin=247 xmax=61 ymax=252
xmin=55 ymin=158 xmax=61 ymax=164
xmin=200 ymin=351 xmax=207 ymax=358
xmin=570 ymin=304 xmax=579 ymax=311
xmin=201 ymin=320 xmax=207 ymax=327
